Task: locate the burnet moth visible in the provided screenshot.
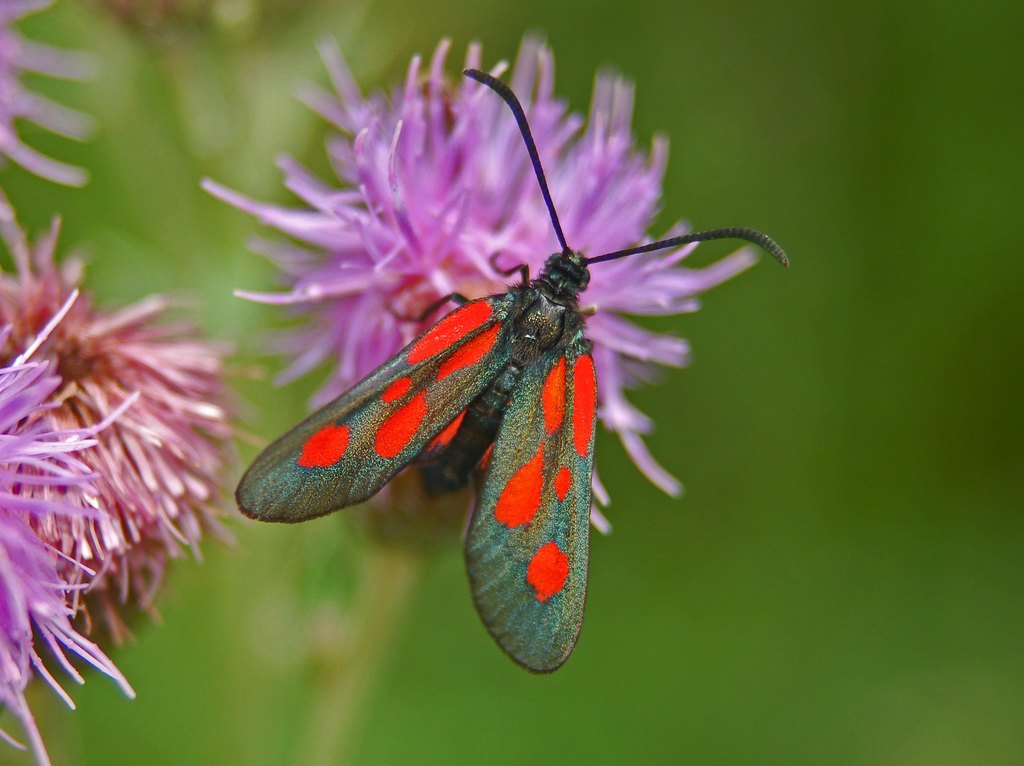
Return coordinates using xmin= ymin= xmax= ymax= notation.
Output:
xmin=236 ymin=68 xmax=788 ymax=673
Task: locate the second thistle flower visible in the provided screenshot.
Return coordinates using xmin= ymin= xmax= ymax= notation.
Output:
xmin=0 ymin=206 xmax=235 ymax=642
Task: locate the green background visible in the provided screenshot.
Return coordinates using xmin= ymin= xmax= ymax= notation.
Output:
xmin=4 ymin=0 xmax=1022 ymax=763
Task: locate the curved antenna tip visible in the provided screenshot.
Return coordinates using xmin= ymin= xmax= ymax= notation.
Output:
xmin=587 ymin=227 xmax=790 ymax=268
xmin=765 ymin=240 xmax=790 ymax=268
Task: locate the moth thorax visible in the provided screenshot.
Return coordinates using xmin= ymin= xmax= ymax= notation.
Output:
xmin=538 ymin=252 xmax=590 ymax=299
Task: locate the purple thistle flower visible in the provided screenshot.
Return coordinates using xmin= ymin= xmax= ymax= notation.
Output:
xmin=0 ymin=318 xmax=133 ymax=766
xmin=0 ymin=0 xmax=95 ymax=186
xmin=206 ymin=37 xmax=759 ymax=505
xmin=0 ymin=198 xmax=235 ymax=642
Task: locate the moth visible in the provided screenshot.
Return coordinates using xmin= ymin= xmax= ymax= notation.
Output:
xmin=236 ymin=68 xmax=788 ymax=672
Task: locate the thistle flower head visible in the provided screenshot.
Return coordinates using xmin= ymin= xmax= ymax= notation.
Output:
xmin=0 ymin=0 xmax=94 ymax=186
xmin=207 ymin=37 xmax=759 ymax=502
xmin=0 ymin=200 xmax=235 ymax=642
xmin=0 ymin=322 xmax=132 ymax=766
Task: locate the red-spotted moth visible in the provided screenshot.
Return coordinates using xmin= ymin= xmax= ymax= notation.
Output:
xmin=236 ymin=69 xmax=788 ymax=672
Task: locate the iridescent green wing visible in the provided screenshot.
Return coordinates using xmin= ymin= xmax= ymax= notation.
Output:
xmin=237 ymin=296 xmax=515 ymax=522
xmin=465 ymin=335 xmax=597 ymax=672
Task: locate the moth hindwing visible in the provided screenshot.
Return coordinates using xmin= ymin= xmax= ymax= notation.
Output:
xmin=466 ymin=335 xmax=597 ymax=672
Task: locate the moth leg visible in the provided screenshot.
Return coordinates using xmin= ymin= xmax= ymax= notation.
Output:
xmin=390 ymin=292 xmax=469 ymax=323
xmin=489 ymin=252 xmax=530 ymax=285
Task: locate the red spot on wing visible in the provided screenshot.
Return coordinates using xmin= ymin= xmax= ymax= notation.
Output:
xmin=375 ymin=391 xmax=428 ymax=459
xmin=427 ymin=410 xmax=465 ymax=453
xmin=479 ymin=444 xmax=494 ymax=472
xmin=572 ymin=355 xmax=597 ymax=457
xmin=495 ymin=445 xmax=545 ymax=527
xmin=542 ymin=357 xmax=566 ymax=434
xmin=436 ymin=323 xmax=500 ymax=381
xmin=382 ymin=376 xmax=412 ymax=402
xmin=527 ymin=542 xmax=570 ymax=602
xmin=407 ymin=301 xmax=493 ymax=365
xmin=297 ymin=425 xmax=350 ymax=468
xmin=554 ymin=466 xmax=572 ymax=501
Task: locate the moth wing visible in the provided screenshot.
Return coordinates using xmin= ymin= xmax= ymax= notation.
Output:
xmin=465 ymin=336 xmax=597 ymax=672
xmin=237 ymin=296 xmax=515 ymax=522
xmin=416 ymin=408 xmax=468 ymax=464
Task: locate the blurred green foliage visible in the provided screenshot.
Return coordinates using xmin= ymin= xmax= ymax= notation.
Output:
xmin=3 ymin=0 xmax=1022 ymax=763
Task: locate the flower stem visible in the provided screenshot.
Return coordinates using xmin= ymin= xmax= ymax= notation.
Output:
xmin=296 ymin=544 xmax=420 ymax=766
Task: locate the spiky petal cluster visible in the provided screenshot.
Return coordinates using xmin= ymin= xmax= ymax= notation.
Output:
xmin=0 ymin=325 xmax=133 ymax=766
xmin=0 ymin=204 xmax=235 ymax=642
xmin=0 ymin=0 xmax=94 ymax=186
xmin=206 ymin=37 xmax=757 ymax=500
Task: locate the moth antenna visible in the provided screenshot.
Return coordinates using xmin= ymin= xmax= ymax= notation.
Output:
xmin=587 ymin=227 xmax=789 ymax=268
xmin=464 ymin=68 xmax=571 ymax=254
